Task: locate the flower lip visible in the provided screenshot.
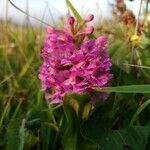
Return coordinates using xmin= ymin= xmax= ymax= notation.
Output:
xmin=75 ymin=76 xmax=84 ymax=84
xmin=57 ymin=64 xmax=73 ymax=71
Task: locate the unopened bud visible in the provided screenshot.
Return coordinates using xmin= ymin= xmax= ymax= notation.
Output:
xmin=68 ymin=16 xmax=75 ymax=25
xmin=47 ymin=26 xmax=55 ymax=33
xmin=85 ymin=14 xmax=94 ymax=22
xmin=79 ymin=26 xmax=94 ymax=35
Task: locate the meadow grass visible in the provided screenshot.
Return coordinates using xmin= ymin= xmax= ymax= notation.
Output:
xmin=0 ymin=0 xmax=150 ymax=149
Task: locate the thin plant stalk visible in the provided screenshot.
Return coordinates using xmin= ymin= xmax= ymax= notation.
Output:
xmin=5 ymin=0 xmax=8 ymax=27
xmin=135 ymin=0 xmax=143 ymax=36
xmin=52 ymin=115 xmax=64 ymax=150
xmin=146 ymin=0 xmax=149 ymax=13
xmin=46 ymin=2 xmax=56 ymax=26
xmin=8 ymin=0 xmax=51 ymax=26
xmin=130 ymin=0 xmax=143 ymax=70
xmin=124 ymin=63 xmax=150 ymax=69
xmin=130 ymin=99 xmax=150 ymax=126
xmin=25 ymin=0 xmax=29 ymax=27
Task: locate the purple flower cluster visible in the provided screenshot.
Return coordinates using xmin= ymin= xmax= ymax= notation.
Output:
xmin=39 ymin=15 xmax=113 ymax=104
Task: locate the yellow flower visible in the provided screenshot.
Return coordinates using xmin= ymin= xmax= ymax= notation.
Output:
xmin=130 ymin=35 xmax=140 ymax=45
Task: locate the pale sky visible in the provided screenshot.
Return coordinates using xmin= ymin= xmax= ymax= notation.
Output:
xmin=0 ymin=0 xmax=141 ymax=26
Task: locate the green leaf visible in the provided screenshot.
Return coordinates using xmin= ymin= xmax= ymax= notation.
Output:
xmin=82 ymin=126 xmax=150 ymax=150
xmin=100 ymin=126 xmax=150 ymax=150
xmin=81 ymin=102 xmax=150 ymax=150
xmin=24 ymin=131 xmax=38 ymax=150
xmin=65 ymin=0 xmax=82 ymax=22
xmin=79 ymin=139 xmax=98 ymax=150
xmin=62 ymin=93 xmax=91 ymax=150
xmin=6 ymin=119 xmax=25 ymax=150
xmin=96 ymin=85 xmax=150 ymax=93
xmin=81 ymin=109 xmax=150 ymax=150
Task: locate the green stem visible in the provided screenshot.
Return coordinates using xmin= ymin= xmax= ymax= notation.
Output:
xmin=8 ymin=0 xmax=51 ymax=26
xmin=0 ymin=100 xmax=10 ymax=128
xmin=135 ymin=0 xmax=143 ymax=35
xmin=130 ymin=99 xmax=150 ymax=126
xmin=52 ymin=115 xmax=64 ymax=150
xmin=146 ymin=0 xmax=149 ymax=14
xmin=130 ymin=0 xmax=143 ymax=72
xmin=11 ymin=100 xmax=22 ymax=120
xmin=48 ymin=105 xmax=57 ymax=125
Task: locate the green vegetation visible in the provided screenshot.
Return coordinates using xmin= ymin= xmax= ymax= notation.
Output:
xmin=0 ymin=0 xmax=150 ymax=149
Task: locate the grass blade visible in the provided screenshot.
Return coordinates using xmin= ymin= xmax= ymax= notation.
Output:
xmin=65 ymin=0 xmax=82 ymax=22
xmin=95 ymin=85 xmax=150 ymax=93
xmin=130 ymin=99 xmax=150 ymax=126
xmin=18 ymin=55 xmax=34 ymax=79
xmin=6 ymin=119 xmax=25 ymax=150
xmin=0 ymin=73 xmax=14 ymax=85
